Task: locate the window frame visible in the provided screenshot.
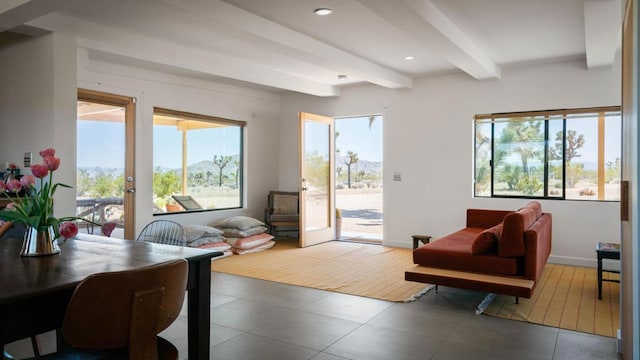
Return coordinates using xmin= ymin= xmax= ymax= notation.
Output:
xmin=474 ymin=106 xmax=621 ymax=202
xmin=152 ymin=107 xmax=246 ymax=215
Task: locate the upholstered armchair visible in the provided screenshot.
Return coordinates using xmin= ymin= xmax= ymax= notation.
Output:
xmin=264 ymin=191 xmax=299 ymax=237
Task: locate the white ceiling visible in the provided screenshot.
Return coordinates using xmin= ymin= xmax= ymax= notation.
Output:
xmin=0 ymin=0 xmax=622 ymax=97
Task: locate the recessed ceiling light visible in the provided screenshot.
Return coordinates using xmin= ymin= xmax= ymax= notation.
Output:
xmin=404 ymin=56 xmax=415 ymax=60
xmin=337 ymin=74 xmax=347 ymax=80
xmin=314 ymin=8 xmax=332 ymax=15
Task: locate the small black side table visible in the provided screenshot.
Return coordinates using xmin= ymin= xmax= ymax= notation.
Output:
xmin=412 ymin=235 xmax=432 ymax=249
xmin=596 ymin=242 xmax=620 ymax=300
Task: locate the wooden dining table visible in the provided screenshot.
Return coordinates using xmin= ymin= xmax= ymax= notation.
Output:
xmin=0 ymin=234 xmax=222 ymax=359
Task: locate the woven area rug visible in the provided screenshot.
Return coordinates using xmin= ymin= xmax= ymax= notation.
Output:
xmin=210 ymin=238 xmax=431 ymax=302
xmin=484 ymin=263 xmax=620 ymax=337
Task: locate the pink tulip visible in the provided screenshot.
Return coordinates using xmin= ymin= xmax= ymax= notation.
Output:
xmin=5 ymin=203 xmax=15 ymax=210
xmin=101 ymin=222 xmax=117 ymax=237
xmin=39 ymin=148 xmax=56 ymax=158
xmin=30 ymin=164 xmax=49 ymax=178
xmin=59 ymin=221 xmax=79 ymax=239
xmin=0 ymin=180 xmax=5 ymax=192
xmin=5 ymin=179 xmax=21 ymax=193
xmin=19 ymin=175 xmax=36 ymax=188
xmin=43 ymin=156 xmax=60 ymax=171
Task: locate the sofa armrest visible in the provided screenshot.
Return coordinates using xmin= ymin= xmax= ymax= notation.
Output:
xmin=466 ymin=209 xmax=513 ymax=229
xmin=523 ymin=213 xmax=552 ymax=281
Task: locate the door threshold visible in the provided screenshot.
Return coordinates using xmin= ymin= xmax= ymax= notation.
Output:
xmin=337 ymin=237 xmax=383 ymax=245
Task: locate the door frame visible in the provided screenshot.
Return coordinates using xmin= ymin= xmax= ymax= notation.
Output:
xmin=77 ymin=89 xmax=136 ymax=240
xmin=298 ymin=112 xmax=335 ymax=247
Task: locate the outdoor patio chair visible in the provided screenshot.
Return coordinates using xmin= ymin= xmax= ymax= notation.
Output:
xmin=171 ymin=195 xmax=204 ymax=211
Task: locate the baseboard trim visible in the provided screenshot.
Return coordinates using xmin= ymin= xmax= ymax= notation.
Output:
xmin=548 ymin=255 xmax=596 ymax=268
xmin=549 ymin=255 xmax=621 ymax=271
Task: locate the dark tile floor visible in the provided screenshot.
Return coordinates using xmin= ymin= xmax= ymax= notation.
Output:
xmin=5 ymin=272 xmax=621 ymax=360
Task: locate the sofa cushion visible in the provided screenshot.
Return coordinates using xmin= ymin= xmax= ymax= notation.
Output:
xmin=471 ymin=224 xmax=502 ymax=255
xmin=413 ymin=228 xmax=520 ymax=276
xmin=523 ymin=201 xmax=542 ymax=219
xmin=500 ymin=207 xmax=537 ymax=257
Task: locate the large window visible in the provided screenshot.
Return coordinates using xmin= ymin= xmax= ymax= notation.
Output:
xmin=152 ymin=108 xmax=245 ymax=214
xmin=475 ymin=106 xmax=621 ymax=201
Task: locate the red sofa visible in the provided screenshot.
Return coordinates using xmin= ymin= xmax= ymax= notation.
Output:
xmin=405 ymin=201 xmax=552 ymax=298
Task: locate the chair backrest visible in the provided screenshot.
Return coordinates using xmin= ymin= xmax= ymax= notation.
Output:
xmin=62 ymin=259 xmax=188 ymax=358
xmin=137 ymin=220 xmax=186 ymax=246
xmin=267 ymin=191 xmax=299 ymax=215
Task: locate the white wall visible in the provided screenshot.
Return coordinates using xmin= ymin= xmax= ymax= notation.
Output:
xmin=0 ymin=34 xmax=621 ymax=265
xmin=77 ymin=53 xmax=282 ymax=235
xmin=280 ymin=59 xmax=622 ymax=267
xmin=1 ymin=37 xmax=281 ymax=237
xmin=0 ymin=33 xmax=78 ymax=219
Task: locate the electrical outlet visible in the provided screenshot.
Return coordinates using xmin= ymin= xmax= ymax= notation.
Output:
xmin=24 ymin=152 xmax=32 ymax=167
xmin=393 ymin=172 xmax=402 ymax=181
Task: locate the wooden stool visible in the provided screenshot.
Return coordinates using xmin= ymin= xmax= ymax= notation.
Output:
xmin=596 ymin=242 xmax=620 ymax=300
xmin=412 ymin=235 xmax=432 ymax=249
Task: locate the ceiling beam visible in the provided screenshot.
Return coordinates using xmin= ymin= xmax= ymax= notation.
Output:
xmin=31 ymin=13 xmax=340 ymax=97
xmin=0 ymin=0 xmax=76 ymax=32
xmin=165 ymin=0 xmax=412 ymax=89
xmin=584 ymin=0 xmax=621 ymax=69
xmin=359 ymin=0 xmax=500 ymax=80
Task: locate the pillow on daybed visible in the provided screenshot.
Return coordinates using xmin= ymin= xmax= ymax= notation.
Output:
xmin=471 ymin=223 xmax=502 ymax=255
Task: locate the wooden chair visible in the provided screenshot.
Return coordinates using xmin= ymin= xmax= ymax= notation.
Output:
xmin=27 ymin=259 xmax=188 ymax=359
xmin=264 ymin=191 xmax=299 ymax=237
xmin=136 ymin=220 xmax=186 ymax=246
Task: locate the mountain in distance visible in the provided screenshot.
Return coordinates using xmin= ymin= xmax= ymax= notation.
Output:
xmin=79 ymin=155 xmax=378 ymax=177
xmin=184 ymin=155 xmax=240 ymax=177
xmin=335 ymin=155 xmax=382 ymax=175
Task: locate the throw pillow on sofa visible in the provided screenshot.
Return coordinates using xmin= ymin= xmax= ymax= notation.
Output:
xmin=499 ymin=206 xmax=538 ymax=257
xmin=471 ymin=224 xmax=502 ymax=255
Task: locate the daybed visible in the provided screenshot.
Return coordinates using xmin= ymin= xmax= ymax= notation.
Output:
xmin=405 ymin=201 xmax=552 ymax=301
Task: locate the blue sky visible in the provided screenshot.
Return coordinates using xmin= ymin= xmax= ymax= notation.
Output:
xmin=77 ymin=120 xmax=241 ymax=169
xmin=152 ymin=125 xmax=240 ymax=168
xmin=335 ymin=115 xmax=383 ymax=162
xmin=77 ymin=121 xmax=124 ymax=168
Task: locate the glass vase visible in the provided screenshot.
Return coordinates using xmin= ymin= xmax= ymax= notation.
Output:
xmin=20 ymin=225 xmax=61 ymax=257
